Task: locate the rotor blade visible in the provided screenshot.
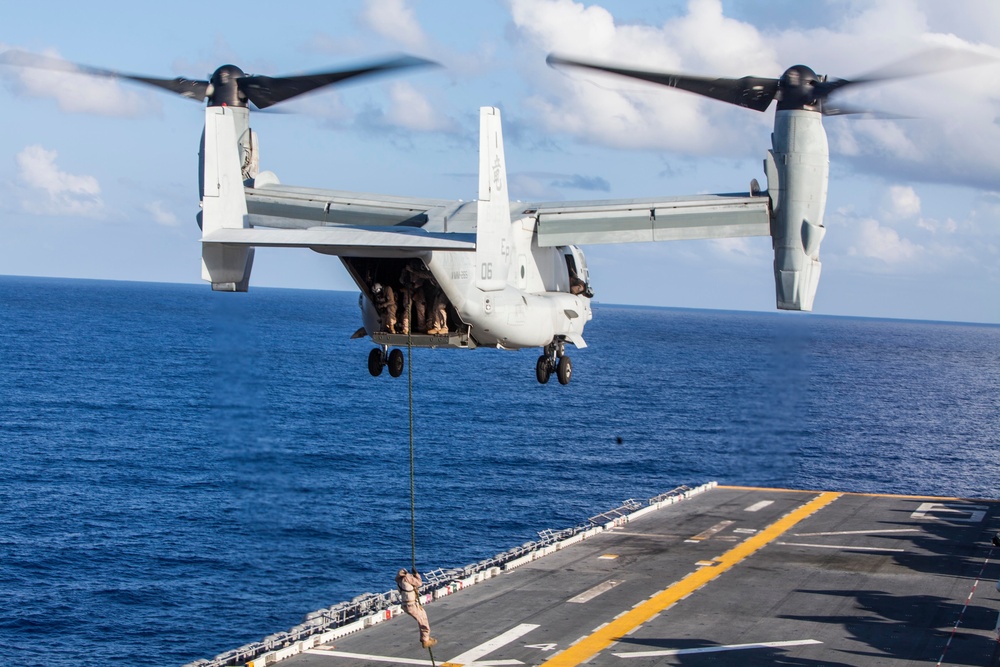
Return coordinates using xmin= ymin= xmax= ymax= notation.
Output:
xmin=0 ymin=49 xmax=208 ymax=101
xmin=816 ymin=47 xmax=1000 ymax=100
xmin=238 ymin=55 xmax=438 ymax=110
xmin=248 ymin=103 xmax=293 ymax=114
xmin=820 ymin=102 xmax=911 ymax=119
xmin=547 ymin=54 xmax=779 ymax=112
xmin=853 ymin=47 xmax=997 ymax=84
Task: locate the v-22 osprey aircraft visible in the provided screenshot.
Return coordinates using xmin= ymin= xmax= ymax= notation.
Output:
xmin=202 ymin=55 xmax=842 ymax=385
xmin=3 ymin=50 xmax=897 ymax=384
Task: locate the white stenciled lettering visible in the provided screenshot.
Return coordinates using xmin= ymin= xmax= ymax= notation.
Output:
xmin=492 ymin=155 xmax=503 ymax=192
xmin=911 ymin=503 xmax=987 ymax=523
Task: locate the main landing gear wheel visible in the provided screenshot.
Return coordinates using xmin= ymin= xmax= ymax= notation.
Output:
xmin=368 ymin=348 xmax=385 ymax=377
xmin=536 ymin=355 xmax=551 ymax=384
xmin=387 ymin=348 xmax=405 ymax=377
xmin=557 ymin=356 xmax=572 ymax=385
xmin=536 ymin=340 xmax=573 ymax=386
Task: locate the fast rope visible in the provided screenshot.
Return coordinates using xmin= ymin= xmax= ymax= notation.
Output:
xmin=407 ymin=311 xmax=416 ymax=573
xmin=406 ymin=304 xmax=435 ymax=667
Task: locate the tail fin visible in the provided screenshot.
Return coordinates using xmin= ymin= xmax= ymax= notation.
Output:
xmin=200 ymin=106 xmax=254 ymax=292
xmin=475 ymin=107 xmax=513 ymax=292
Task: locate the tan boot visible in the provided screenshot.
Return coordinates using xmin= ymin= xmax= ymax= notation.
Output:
xmin=421 ymin=637 xmax=437 ymax=648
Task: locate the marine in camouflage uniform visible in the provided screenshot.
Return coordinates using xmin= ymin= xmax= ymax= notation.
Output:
xmin=400 ymin=265 xmax=429 ymax=334
xmin=396 ymin=568 xmax=436 ymax=648
xmin=373 ymin=283 xmax=397 ymax=333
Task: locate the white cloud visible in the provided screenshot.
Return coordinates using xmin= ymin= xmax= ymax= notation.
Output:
xmin=384 ymin=82 xmax=455 ymax=132
xmin=709 ymin=236 xmax=767 ymax=264
xmin=1 ymin=48 xmax=151 ymax=117
xmin=849 ymin=218 xmax=922 ymax=264
xmin=16 ymin=145 xmax=104 ymax=217
xmin=290 ymin=90 xmax=354 ymax=125
xmin=512 ymin=0 xmax=778 ymax=155
xmin=834 ymin=121 xmax=923 ymax=163
xmin=144 ymin=200 xmax=179 ymax=227
xmin=885 ymin=185 xmax=921 ymax=219
xmin=360 ymin=0 xmax=429 ymax=51
xmin=508 ymin=172 xmax=561 ymax=200
xmin=914 ymin=216 xmax=959 ymax=234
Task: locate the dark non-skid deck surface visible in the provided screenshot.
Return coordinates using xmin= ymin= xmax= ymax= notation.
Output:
xmin=281 ymin=487 xmax=1000 ymax=667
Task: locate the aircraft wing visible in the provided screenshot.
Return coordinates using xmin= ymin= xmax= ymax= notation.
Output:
xmin=527 ymin=192 xmax=771 ymax=247
xmin=245 ymin=182 xmax=456 ymax=229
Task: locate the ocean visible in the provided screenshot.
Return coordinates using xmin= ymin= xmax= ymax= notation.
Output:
xmin=1 ymin=275 xmax=998 ymax=666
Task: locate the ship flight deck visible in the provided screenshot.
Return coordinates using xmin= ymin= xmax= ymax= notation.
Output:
xmin=202 ymin=485 xmax=1000 ymax=667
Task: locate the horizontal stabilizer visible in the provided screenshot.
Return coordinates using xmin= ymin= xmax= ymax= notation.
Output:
xmin=203 ymin=225 xmax=475 ymax=257
xmin=245 ymin=183 xmax=453 ymax=228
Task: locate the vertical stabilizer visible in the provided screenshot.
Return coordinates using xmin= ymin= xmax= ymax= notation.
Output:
xmin=200 ymin=106 xmax=254 ymax=292
xmin=475 ymin=107 xmax=513 ymax=292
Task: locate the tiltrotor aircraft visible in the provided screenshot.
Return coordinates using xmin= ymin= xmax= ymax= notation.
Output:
xmin=0 ymin=49 xmax=946 ymax=384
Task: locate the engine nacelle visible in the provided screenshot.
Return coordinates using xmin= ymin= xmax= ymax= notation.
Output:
xmin=200 ymin=105 xmax=254 ymax=292
xmin=765 ymin=109 xmax=829 ymax=311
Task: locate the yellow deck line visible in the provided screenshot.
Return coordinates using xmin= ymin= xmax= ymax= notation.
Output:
xmin=718 ymin=485 xmax=827 ymax=494
xmin=717 ymin=484 xmax=998 ymax=502
xmin=538 ymin=491 xmax=841 ymax=667
xmin=847 ymin=491 xmax=1000 ymax=502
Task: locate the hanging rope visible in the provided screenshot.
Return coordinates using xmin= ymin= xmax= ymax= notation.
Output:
xmin=407 ymin=303 xmax=416 ymax=573
xmin=406 ymin=302 xmax=435 ymax=667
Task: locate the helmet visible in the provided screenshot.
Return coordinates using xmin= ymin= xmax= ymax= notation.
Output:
xmin=373 ymin=283 xmax=383 ymax=294
xmin=398 ymin=568 xmax=408 ymax=577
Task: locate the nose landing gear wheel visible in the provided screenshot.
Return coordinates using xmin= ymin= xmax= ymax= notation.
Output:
xmin=557 ymin=356 xmax=572 ymax=385
xmin=368 ymin=348 xmax=385 ymax=377
xmin=536 ymin=355 xmax=551 ymax=384
xmin=388 ymin=348 xmax=405 ymax=377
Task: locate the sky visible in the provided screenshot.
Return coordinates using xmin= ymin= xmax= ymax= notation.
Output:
xmin=1 ymin=0 xmax=999 ymax=324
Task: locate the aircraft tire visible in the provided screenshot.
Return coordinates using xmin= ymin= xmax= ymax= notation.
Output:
xmin=388 ymin=348 xmax=405 ymax=377
xmin=535 ymin=355 xmax=551 ymax=384
xmin=368 ymin=348 xmax=384 ymax=377
xmin=557 ymin=356 xmax=572 ymax=385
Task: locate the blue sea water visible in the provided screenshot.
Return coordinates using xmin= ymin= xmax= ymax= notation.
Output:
xmin=0 ymin=275 xmax=998 ymax=666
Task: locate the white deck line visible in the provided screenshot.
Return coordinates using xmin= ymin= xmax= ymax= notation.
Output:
xmin=745 ymin=500 xmax=774 ymax=512
xmin=446 ymin=623 xmax=539 ymax=665
xmin=793 ymin=528 xmax=919 ymax=537
xmin=777 ymin=541 xmax=905 ymax=553
xmin=568 ymin=580 xmax=622 ymax=604
xmin=304 ymin=650 xmax=434 ymax=665
xmin=613 ymin=638 xmax=822 ymax=657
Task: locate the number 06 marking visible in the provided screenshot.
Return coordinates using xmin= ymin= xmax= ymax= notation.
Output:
xmin=481 ymin=262 xmax=493 ymax=280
